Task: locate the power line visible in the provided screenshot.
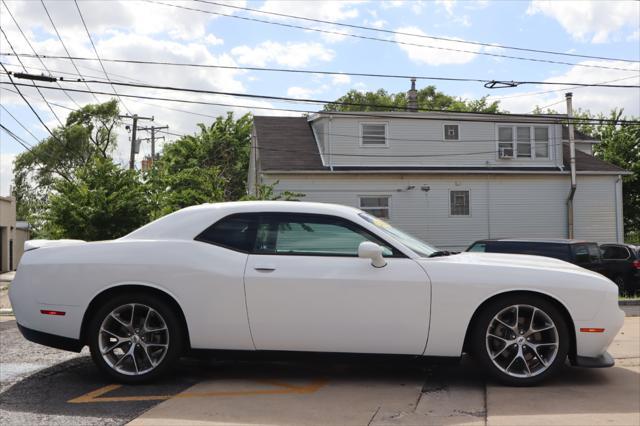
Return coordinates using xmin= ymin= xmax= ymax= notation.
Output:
xmin=3 ymin=52 xmax=639 ymax=89
xmin=149 ymin=0 xmax=639 ymax=72
xmin=0 ymin=104 xmax=42 ymax=143
xmin=0 ymin=28 xmax=64 ymax=126
xmin=73 ymin=0 xmax=132 ymax=115
xmin=3 ymin=80 xmax=638 ymax=125
xmin=198 ymin=0 xmax=639 ymax=64
xmin=1 ymin=0 xmax=81 ymax=109
xmin=40 ymin=0 xmax=100 ymax=103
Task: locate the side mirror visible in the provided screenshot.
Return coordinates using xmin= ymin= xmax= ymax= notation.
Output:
xmin=358 ymin=241 xmax=387 ymax=268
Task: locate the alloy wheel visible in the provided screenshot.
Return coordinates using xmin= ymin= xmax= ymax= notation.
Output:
xmin=98 ymin=303 xmax=170 ymax=376
xmin=485 ymin=304 xmax=559 ymax=378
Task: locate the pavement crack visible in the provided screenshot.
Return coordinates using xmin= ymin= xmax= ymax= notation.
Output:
xmin=367 ymin=406 xmax=381 ymax=426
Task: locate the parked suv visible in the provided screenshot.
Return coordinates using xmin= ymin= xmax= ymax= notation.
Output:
xmin=466 ymin=238 xmax=607 ymax=277
xmin=600 ymin=243 xmax=640 ymax=295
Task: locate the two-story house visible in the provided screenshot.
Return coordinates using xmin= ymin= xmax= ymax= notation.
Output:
xmin=248 ymin=108 xmax=629 ymax=251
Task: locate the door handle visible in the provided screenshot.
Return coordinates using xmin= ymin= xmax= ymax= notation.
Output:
xmin=254 ymin=267 xmax=276 ymax=272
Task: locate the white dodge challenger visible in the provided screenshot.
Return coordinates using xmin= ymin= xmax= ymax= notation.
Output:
xmin=10 ymin=201 xmax=624 ymax=385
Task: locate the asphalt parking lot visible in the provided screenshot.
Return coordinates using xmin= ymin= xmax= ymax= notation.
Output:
xmin=1 ymin=316 xmax=639 ymax=426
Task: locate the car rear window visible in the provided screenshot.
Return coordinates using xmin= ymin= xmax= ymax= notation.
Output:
xmin=601 ymin=245 xmax=631 ymax=260
xmin=485 ymin=241 xmax=571 ymax=261
xmin=195 ymin=214 xmax=258 ymax=253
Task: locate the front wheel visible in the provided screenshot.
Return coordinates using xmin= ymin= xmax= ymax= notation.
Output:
xmin=88 ymin=293 xmax=183 ymax=383
xmin=471 ymin=295 xmax=570 ymax=386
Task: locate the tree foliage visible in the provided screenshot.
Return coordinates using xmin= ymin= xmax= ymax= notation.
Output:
xmin=146 ymin=112 xmax=253 ymax=217
xmin=12 ymin=100 xmax=120 ymax=232
xmin=44 ymin=157 xmax=150 ymax=241
xmin=324 ymin=86 xmax=502 ymax=113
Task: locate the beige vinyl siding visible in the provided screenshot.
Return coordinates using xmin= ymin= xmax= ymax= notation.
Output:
xmin=573 ymin=175 xmax=619 ymax=243
xmin=262 ymin=173 xmax=619 ymax=251
xmin=313 ymin=117 xmax=563 ymax=168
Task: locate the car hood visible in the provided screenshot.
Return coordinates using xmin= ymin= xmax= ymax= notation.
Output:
xmin=419 ymin=251 xmax=597 ymax=275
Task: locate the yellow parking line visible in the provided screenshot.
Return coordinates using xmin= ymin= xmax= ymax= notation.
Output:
xmin=68 ymin=379 xmax=328 ymax=403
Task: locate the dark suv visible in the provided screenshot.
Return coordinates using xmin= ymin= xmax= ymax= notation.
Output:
xmin=466 ymin=238 xmax=607 ymax=276
xmin=600 ymin=243 xmax=640 ymax=295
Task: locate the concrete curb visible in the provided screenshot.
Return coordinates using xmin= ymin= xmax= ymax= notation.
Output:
xmin=619 ymin=299 xmax=640 ymax=306
xmin=0 ymin=308 xmax=14 ymax=316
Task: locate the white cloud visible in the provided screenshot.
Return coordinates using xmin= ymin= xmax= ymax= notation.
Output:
xmin=0 ymin=154 xmax=15 ymax=197
xmin=380 ymin=1 xmax=405 ymax=9
xmin=205 ymin=34 xmax=224 ymax=46
xmin=231 ymin=41 xmax=335 ymax=67
xmin=527 ymin=0 xmax=640 ymax=43
xmin=332 ymin=74 xmax=352 ymax=85
xmin=366 ymin=19 xmax=387 ymax=29
xmin=628 ymin=30 xmax=640 ymax=42
xmin=435 ymin=0 xmax=456 ymax=15
xmin=488 ymin=61 xmax=640 ymax=115
xmin=287 ymin=86 xmax=316 ymax=99
xmin=394 ymin=26 xmax=481 ymax=65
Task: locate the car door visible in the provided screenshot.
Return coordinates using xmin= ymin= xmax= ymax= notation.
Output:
xmin=244 ymin=213 xmax=430 ymax=355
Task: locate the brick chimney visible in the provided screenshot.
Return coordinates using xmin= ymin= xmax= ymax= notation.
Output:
xmin=407 ymin=78 xmax=418 ymax=112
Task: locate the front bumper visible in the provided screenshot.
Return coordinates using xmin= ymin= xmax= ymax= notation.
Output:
xmin=17 ymin=323 xmax=84 ymax=353
xmin=573 ymin=352 xmax=615 ymax=368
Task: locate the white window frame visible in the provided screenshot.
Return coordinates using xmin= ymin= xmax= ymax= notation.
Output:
xmin=449 ymin=189 xmax=471 ymax=217
xmin=359 ymin=122 xmax=389 ymax=148
xmin=359 ymin=195 xmax=392 ymax=220
xmin=443 ymin=123 xmax=460 ymax=141
xmin=496 ymin=124 xmax=552 ymax=160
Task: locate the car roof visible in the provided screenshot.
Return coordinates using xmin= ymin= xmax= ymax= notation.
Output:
xmin=123 ymin=201 xmax=364 ymax=241
xmin=472 ymin=238 xmax=595 ymax=245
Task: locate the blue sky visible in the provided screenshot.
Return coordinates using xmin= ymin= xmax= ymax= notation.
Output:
xmin=1 ymin=0 xmax=639 ymax=195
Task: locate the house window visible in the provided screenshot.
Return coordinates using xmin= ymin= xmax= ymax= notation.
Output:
xmin=498 ymin=127 xmax=514 ymax=158
xmin=360 ymin=123 xmax=387 ymax=146
xmin=450 ymin=190 xmax=470 ymax=216
xmin=359 ymin=196 xmax=390 ymax=219
xmin=444 ymin=124 xmax=459 ymax=140
xmin=534 ymin=127 xmax=549 ymax=158
xmin=516 ymin=127 xmax=531 ymax=158
xmin=498 ymin=125 xmax=551 ymax=159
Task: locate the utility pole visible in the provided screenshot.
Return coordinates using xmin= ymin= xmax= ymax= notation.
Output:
xmin=565 ymin=92 xmax=576 ymax=239
xmin=138 ymin=125 xmax=168 ymax=164
xmin=120 ymin=114 xmax=154 ymax=169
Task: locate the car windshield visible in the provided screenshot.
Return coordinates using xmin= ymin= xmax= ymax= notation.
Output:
xmin=359 ymin=213 xmax=438 ymax=257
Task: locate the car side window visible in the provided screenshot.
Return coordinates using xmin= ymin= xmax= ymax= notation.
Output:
xmin=468 ymin=242 xmax=486 ymax=252
xmin=573 ymin=245 xmax=590 ymax=264
xmin=587 ymin=244 xmax=602 ymax=263
xmin=601 ymin=245 xmax=630 ymax=260
xmin=195 ymin=214 xmax=258 ymax=253
xmin=254 ymin=214 xmax=396 ymax=257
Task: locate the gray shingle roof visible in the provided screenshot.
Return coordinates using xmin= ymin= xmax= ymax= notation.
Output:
xmin=253 ymin=116 xmax=325 ymax=171
xmin=253 ymin=116 xmax=626 ymax=174
xmin=562 ymin=125 xmax=600 ymax=141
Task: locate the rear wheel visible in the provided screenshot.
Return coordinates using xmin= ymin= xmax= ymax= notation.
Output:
xmin=471 ymin=294 xmax=569 ymax=386
xmin=88 ymin=293 xmax=183 ymax=383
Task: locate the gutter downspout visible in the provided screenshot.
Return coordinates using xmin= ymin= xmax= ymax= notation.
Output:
xmin=328 ymin=114 xmax=334 ymax=172
xmin=566 ymin=92 xmax=577 ymax=239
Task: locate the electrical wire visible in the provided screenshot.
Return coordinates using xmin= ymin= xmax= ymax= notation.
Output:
xmin=0 ymin=28 xmax=64 ymax=126
xmin=40 ymin=0 xmax=101 ymax=103
xmin=73 ymin=0 xmax=132 ymax=115
xmin=1 ymin=0 xmax=81 ymax=109
xmin=149 ymin=0 xmax=640 ymax=73
xmin=0 ymin=104 xmax=42 ymax=143
xmin=3 ymin=80 xmax=638 ymax=125
xmin=4 ymin=51 xmax=638 ymax=88
xmin=198 ymin=0 xmax=639 ymax=64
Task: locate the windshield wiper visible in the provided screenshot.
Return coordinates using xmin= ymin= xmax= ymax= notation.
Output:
xmin=428 ymin=250 xmax=453 ymax=258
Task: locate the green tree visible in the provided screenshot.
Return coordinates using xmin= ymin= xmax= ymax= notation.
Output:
xmin=44 ymin=157 xmax=150 ymax=241
xmin=12 ymin=100 xmax=120 ymax=233
xmin=147 ymin=112 xmax=253 ymax=217
xmin=324 ymin=86 xmax=501 ymax=113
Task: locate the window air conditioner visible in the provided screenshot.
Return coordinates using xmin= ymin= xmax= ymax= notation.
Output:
xmin=499 ymin=147 xmax=514 ymax=159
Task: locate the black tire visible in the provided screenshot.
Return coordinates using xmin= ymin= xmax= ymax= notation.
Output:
xmin=471 ymin=294 xmax=570 ymax=386
xmin=88 ymin=292 xmax=184 ymax=384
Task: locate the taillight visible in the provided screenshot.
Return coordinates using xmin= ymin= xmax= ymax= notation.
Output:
xmin=633 ymin=260 xmax=640 ymax=270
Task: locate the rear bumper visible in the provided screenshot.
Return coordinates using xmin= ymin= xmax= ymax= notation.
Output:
xmin=17 ymin=323 xmax=84 ymax=353
xmin=573 ymin=352 xmax=615 ymax=368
